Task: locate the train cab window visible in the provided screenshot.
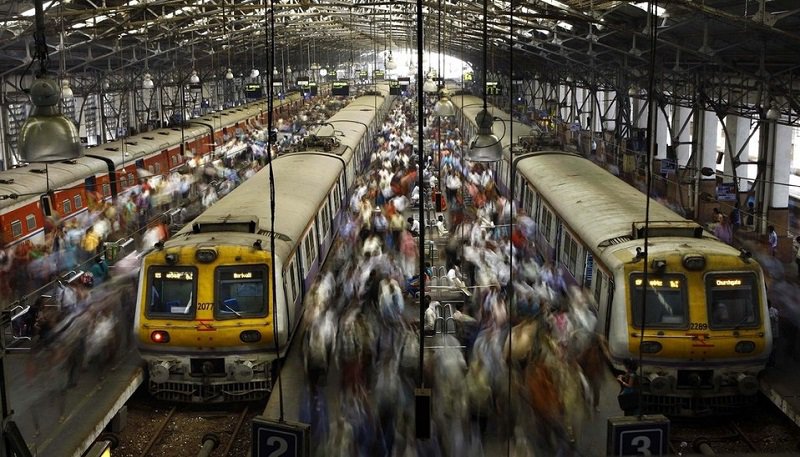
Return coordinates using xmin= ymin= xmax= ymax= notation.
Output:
xmin=630 ymin=274 xmax=688 ymax=328
xmin=11 ymin=220 xmax=22 ymax=238
xmin=706 ymin=273 xmax=759 ymax=329
xmin=26 ymin=214 xmax=36 ymax=231
xmin=62 ymin=199 xmax=72 ymax=214
xmin=146 ymin=267 xmax=197 ymax=318
xmin=74 ymin=195 xmax=83 ymax=210
xmin=214 ymin=266 xmax=269 ymax=319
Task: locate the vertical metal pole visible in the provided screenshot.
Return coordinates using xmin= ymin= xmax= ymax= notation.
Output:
xmin=416 ymin=0 xmax=426 ymax=389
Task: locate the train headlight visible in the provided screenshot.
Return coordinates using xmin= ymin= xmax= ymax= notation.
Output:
xmin=682 ymin=255 xmax=706 ymax=271
xmin=240 ymin=330 xmax=262 ymax=343
xmin=736 ymin=373 xmax=759 ymax=395
xmin=165 ymin=253 xmax=179 ymax=265
xmin=233 ymin=361 xmax=255 ymax=382
xmin=640 ymin=341 xmax=663 ymax=354
xmin=735 ymin=341 xmax=756 ymax=353
xmin=648 ymin=374 xmax=673 ymax=395
xmin=151 ymin=330 xmax=170 ymax=343
xmin=150 ymin=361 xmax=172 ymax=383
xmin=195 ymin=248 xmax=217 ymax=263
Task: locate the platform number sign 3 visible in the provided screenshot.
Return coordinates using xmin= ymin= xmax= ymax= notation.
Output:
xmin=608 ymin=416 xmax=669 ymax=457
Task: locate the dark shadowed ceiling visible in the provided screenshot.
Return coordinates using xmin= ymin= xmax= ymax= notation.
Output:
xmin=2 ymin=0 xmax=800 ymax=116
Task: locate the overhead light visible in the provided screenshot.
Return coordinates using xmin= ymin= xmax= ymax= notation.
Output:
xmin=189 ymin=70 xmax=200 ymax=84
xmin=18 ymin=77 xmax=82 ymax=162
xmin=434 ymin=94 xmax=455 ymax=116
xmin=423 ymin=76 xmax=437 ymax=94
xmin=310 ymin=62 xmax=320 ymax=71
xmin=142 ymin=72 xmax=154 ymax=89
xmin=286 ymin=65 xmax=292 ymax=75
xmin=628 ymin=86 xmax=639 ymax=97
xmin=60 ymin=79 xmax=73 ymax=100
xmin=250 ymin=68 xmax=260 ymax=78
xmin=319 ymin=67 xmax=328 ymax=77
xmin=386 ymin=51 xmax=397 ymax=70
xmin=766 ymin=102 xmax=780 ymax=121
xmin=225 ymin=67 xmax=234 ymax=80
xmin=101 ymin=79 xmax=110 ymax=91
xmin=466 ymin=109 xmax=503 ymax=162
xmin=273 ymin=67 xmax=279 ymax=77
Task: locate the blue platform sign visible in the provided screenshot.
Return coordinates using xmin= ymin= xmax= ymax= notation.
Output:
xmin=252 ymin=417 xmax=310 ymax=457
xmin=607 ymin=415 xmax=669 ymax=456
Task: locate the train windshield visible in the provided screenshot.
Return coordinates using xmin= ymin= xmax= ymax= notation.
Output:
xmin=629 ymin=274 xmax=688 ymax=328
xmin=706 ymin=273 xmax=760 ymax=329
xmin=146 ymin=267 xmax=197 ymax=318
xmin=214 ymin=266 xmax=269 ymax=319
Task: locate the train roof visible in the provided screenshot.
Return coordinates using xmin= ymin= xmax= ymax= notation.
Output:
xmin=450 ymin=93 xmax=537 ymax=153
xmin=172 ymin=152 xmax=345 ymax=260
xmin=513 ymin=151 xmax=747 ymax=260
xmin=0 ymin=156 xmax=108 ymax=212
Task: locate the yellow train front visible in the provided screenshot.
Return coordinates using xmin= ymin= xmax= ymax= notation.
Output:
xmin=134 ymin=234 xmax=283 ymax=402
xmin=607 ymin=235 xmax=772 ymax=415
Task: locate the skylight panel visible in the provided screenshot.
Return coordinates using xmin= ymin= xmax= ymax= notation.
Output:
xmin=21 ymin=1 xmax=59 ymax=17
xmin=632 ymin=2 xmax=666 ymax=17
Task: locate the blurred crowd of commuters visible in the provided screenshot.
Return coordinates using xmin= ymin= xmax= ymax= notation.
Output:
xmin=300 ymin=96 xmax=608 ymax=456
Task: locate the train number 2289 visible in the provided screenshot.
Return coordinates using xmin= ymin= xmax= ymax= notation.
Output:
xmin=197 ymin=302 xmax=214 ymax=311
xmin=689 ymin=322 xmax=708 ymax=330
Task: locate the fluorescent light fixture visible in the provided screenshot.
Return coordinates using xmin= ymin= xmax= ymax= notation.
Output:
xmin=557 ymin=21 xmax=573 ymax=31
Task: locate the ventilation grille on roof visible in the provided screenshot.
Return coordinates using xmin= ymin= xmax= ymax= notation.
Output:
xmin=631 ymin=221 xmax=703 ymax=239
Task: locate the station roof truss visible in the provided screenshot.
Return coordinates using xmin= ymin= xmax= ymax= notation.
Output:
xmin=1 ymin=0 xmax=800 ymax=122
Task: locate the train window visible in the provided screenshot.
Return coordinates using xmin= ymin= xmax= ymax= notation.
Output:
xmin=120 ymin=176 xmax=127 ymax=189
xmin=74 ymin=195 xmax=82 ymax=210
xmin=11 ymin=220 xmax=22 ymax=238
xmin=630 ymin=274 xmax=688 ymax=328
xmin=128 ymin=173 xmax=135 ymax=184
xmin=214 ymin=266 xmax=269 ymax=319
xmin=154 ymin=163 xmax=162 ymax=175
xmin=146 ymin=267 xmax=198 ymax=318
xmin=541 ymin=208 xmax=554 ymax=243
xmin=102 ymin=183 xmax=111 ymax=197
xmin=62 ymin=199 xmax=72 ymax=214
xmin=706 ymin=273 xmax=759 ymax=329
xmin=561 ymin=233 xmax=579 ymax=277
xmin=593 ymin=270 xmax=605 ymax=305
xmin=26 ymin=214 xmax=36 ymax=231
xmin=289 ymin=261 xmax=297 ymax=300
xmin=148 ymin=165 xmax=155 ymax=175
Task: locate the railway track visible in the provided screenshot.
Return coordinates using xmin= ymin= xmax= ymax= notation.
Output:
xmin=111 ymin=391 xmax=260 ymax=457
xmin=669 ymin=394 xmax=800 ymax=455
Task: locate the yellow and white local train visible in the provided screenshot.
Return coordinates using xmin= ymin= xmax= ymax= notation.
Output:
xmin=134 ymin=86 xmax=392 ymax=402
xmin=452 ymin=94 xmax=771 ymax=415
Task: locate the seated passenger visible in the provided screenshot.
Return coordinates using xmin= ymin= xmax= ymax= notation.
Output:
xmin=435 ymin=215 xmax=449 ymax=237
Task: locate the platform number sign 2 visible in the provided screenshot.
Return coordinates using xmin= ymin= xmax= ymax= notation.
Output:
xmin=252 ymin=417 xmax=309 ymax=457
xmin=608 ymin=416 xmax=669 ymax=457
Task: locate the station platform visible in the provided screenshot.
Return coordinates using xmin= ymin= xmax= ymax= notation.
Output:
xmin=6 ymin=347 xmax=142 ymax=457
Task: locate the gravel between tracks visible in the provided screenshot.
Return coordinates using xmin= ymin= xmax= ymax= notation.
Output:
xmin=111 ymin=389 xmax=264 ymax=457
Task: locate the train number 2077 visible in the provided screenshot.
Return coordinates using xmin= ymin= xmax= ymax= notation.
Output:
xmin=689 ymin=322 xmax=708 ymax=330
xmin=197 ymin=302 xmax=214 ymax=311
